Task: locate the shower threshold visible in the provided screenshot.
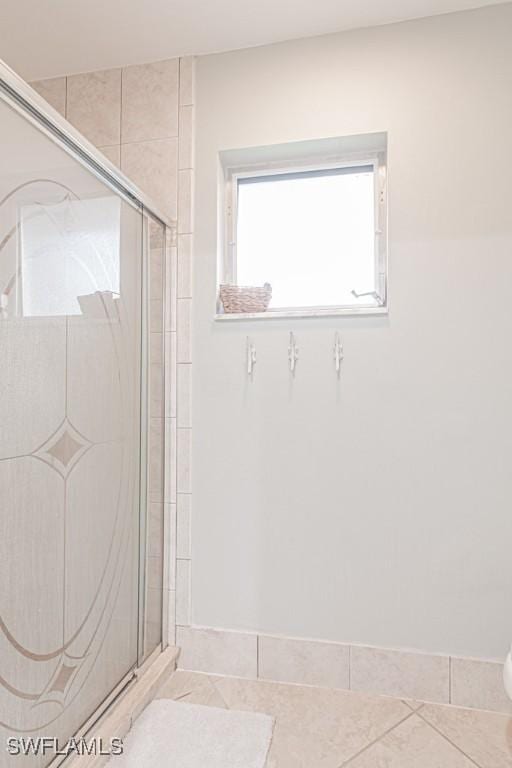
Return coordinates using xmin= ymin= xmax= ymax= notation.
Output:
xmin=48 ymin=647 xmax=179 ymax=768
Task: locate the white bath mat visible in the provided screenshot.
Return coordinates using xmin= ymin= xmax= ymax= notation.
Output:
xmin=109 ymin=699 xmax=274 ymax=768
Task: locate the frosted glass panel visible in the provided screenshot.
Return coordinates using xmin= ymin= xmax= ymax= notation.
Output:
xmin=20 ymin=196 xmax=121 ymax=317
xmin=0 ymin=91 xmax=151 ymax=766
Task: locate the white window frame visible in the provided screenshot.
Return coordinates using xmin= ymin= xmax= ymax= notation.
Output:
xmin=219 ymin=150 xmax=388 ymax=319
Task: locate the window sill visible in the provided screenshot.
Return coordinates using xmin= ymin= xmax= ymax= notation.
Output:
xmin=215 ymin=305 xmax=388 ymax=321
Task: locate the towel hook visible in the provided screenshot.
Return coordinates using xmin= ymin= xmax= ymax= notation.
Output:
xmin=333 ymin=332 xmax=344 ymax=375
xmin=246 ymin=337 xmax=256 ymax=377
xmin=288 ymin=332 xmax=299 ymax=373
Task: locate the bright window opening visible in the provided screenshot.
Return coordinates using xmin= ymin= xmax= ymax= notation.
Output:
xmin=219 ymin=137 xmax=387 ymax=318
xmin=237 ymin=166 xmax=376 ymax=309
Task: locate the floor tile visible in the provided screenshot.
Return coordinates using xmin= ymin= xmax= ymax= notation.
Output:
xmin=178 ymin=685 xmax=228 ymax=708
xmin=157 ymin=670 xmax=510 ymax=768
xmin=211 ymin=676 xmax=410 ymax=768
xmin=403 ymin=699 xmax=425 ymax=711
xmin=157 ymin=669 xmax=228 ymax=708
xmin=344 ymin=713 xmax=476 ymax=767
xmin=421 ymin=702 xmax=512 ymax=768
xmin=156 ymin=669 xmax=213 ymax=700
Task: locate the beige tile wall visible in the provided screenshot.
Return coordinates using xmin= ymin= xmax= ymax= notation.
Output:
xmin=175 ymin=57 xmax=194 ymax=645
xmin=31 ymin=56 xmax=195 ymax=648
xmin=177 ymin=627 xmax=511 ymax=714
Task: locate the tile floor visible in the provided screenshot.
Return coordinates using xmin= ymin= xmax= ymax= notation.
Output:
xmin=156 ymin=670 xmax=512 ymax=767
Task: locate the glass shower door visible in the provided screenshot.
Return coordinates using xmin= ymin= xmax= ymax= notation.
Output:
xmin=0 ymin=93 xmax=144 ymax=765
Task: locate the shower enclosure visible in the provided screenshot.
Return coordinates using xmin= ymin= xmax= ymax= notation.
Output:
xmin=0 ymin=61 xmax=168 ymax=765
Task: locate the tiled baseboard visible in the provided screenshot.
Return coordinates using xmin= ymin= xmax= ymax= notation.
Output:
xmin=176 ymin=626 xmax=512 ymax=715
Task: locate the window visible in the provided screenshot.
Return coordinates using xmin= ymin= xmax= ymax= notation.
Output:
xmin=219 ymin=135 xmax=387 ymax=317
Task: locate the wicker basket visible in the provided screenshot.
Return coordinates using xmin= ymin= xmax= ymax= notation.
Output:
xmin=220 ymin=283 xmax=272 ymax=314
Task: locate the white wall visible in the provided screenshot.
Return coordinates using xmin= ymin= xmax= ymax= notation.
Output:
xmin=192 ymin=4 xmax=512 ymax=660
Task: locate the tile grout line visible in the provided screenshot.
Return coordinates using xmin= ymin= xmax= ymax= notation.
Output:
xmin=117 ymin=134 xmax=179 ymax=147
xmin=119 ymin=67 xmax=123 ymax=146
xmin=177 ymin=59 xmax=182 ymax=245
xmin=338 ymin=709 xmax=416 ymax=767
xmin=162 ymin=239 xmax=170 ymax=643
xmin=176 ymin=58 xmax=193 ymax=629
xmin=186 ymin=551 xmax=191 ymax=626
xmin=174 ymin=691 xmax=195 ymax=702
xmin=211 ymin=678 xmax=230 ymax=710
xmin=178 ymin=57 xmax=184 ymax=108
xmin=415 ymin=708 xmax=483 ymax=768
xmin=172 ymin=482 xmax=178 ymax=598
xmin=172 ymin=176 xmax=182 ymax=630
